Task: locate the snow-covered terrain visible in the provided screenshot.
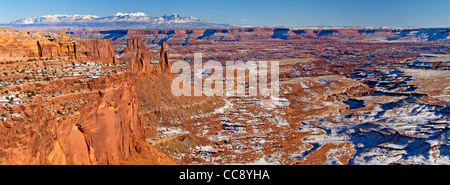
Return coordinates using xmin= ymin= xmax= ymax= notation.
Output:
xmin=10 ymin=14 xmax=100 ymax=24
xmin=4 ymin=12 xmax=232 ymax=29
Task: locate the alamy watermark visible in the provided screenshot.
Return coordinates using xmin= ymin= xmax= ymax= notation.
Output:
xmin=170 ymin=53 xmax=280 ymax=99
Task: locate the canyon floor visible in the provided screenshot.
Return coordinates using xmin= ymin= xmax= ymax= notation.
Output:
xmin=0 ymin=28 xmax=449 ymax=164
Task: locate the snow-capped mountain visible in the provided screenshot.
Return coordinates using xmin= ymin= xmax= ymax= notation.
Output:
xmin=99 ymin=12 xmax=152 ymax=22
xmin=159 ymin=13 xmax=208 ymax=24
xmin=5 ymin=12 xmax=232 ymax=30
xmin=11 ymin=14 xmax=100 ymax=24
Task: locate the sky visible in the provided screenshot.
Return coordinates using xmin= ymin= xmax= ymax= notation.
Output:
xmin=0 ymin=0 xmax=449 ymax=27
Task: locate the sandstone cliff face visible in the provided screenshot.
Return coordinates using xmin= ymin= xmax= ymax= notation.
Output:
xmin=0 ymin=29 xmax=115 ymax=63
xmin=0 ymin=73 xmax=133 ymax=164
xmin=75 ymin=39 xmax=116 ymax=63
xmin=131 ymin=48 xmax=155 ymax=74
xmin=0 ymin=29 xmax=41 ymax=58
xmin=55 ymin=73 xmax=143 ymax=164
xmin=0 ymin=29 xmax=177 ymax=165
xmin=121 ymin=36 xmax=155 ymax=65
xmin=123 ymin=36 xmax=147 ymax=53
xmin=124 ymin=37 xmax=173 ymax=75
xmin=125 ymin=36 xmax=156 ymax=74
xmin=158 ymin=42 xmax=172 ymax=74
xmin=0 ymin=72 xmax=176 ymax=165
xmin=0 ymin=100 xmax=56 ymax=164
xmin=37 ymin=40 xmax=76 ymax=58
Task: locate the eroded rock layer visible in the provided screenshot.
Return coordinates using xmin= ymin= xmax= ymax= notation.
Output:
xmin=0 ymin=29 xmax=115 ymax=63
xmin=0 ymin=29 xmax=178 ymax=165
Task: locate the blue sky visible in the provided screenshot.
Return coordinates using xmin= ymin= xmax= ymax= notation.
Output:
xmin=0 ymin=0 xmax=449 ymax=27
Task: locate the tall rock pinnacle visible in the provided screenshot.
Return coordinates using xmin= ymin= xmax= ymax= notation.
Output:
xmin=159 ymin=42 xmax=172 ymax=74
xmin=128 ymin=36 xmax=153 ymax=74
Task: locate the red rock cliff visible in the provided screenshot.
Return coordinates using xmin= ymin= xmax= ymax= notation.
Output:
xmin=0 ymin=29 xmax=176 ymax=165
xmin=0 ymin=71 xmax=177 ymax=164
xmin=123 ymin=36 xmax=147 ymax=53
xmin=158 ymin=42 xmax=172 ymax=74
xmin=126 ymin=36 xmax=156 ymax=74
xmin=0 ymin=29 xmax=115 ymax=63
xmin=75 ymin=39 xmax=116 ymax=63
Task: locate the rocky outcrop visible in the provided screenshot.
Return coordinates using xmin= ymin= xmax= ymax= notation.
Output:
xmin=126 ymin=40 xmax=171 ymax=74
xmin=75 ymin=39 xmax=116 ymax=63
xmin=0 ymin=71 xmax=177 ymax=165
xmin=121 ymin=36 xmax=153 ymax=64
xmin=0 ymin=29 xmax=177 ymax=165
xmin=324 ymin=83 xmax=373 ymax=102
xmin=0 ymin=29 xmax=41 ymax=58
xmin=158 ymin=42 xmax=172 ymax=74
xmin=0 ymin=28 xmax=115 ymax=63
xmin=126 ymin=36 xmax=156 ymax=74
xmin=56 ymin=73 xmax=143 ymax=164
xmin=131 ymin=47 xmax=154 ymax=74
xmin=37 ymin=40 xmax=76 ymax=58
xmin=123 ymin=36 xmax=147 ymax=53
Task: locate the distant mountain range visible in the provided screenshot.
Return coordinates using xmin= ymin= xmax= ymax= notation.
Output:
xmin=1 ymin=12 xmax=235 ymax=31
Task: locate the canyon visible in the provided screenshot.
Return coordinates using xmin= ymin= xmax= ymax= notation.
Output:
xmin=0 ymin=28 xmax=184 ymax=164
xmin=0 ymin=25 xmax=449 ymax=165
